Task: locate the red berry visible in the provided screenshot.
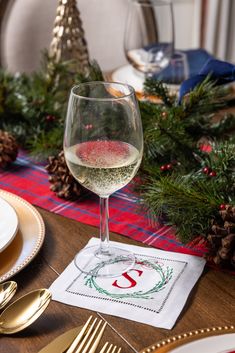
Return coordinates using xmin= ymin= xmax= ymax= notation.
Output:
xmin=166 ymin=163 xmax=172 ymax=170
xmin=160 ymin=165 xmax=167 ymax=171
xmin=46 ymin=115 xmax=56 ymax=122
xmin=202 ymin=166 xmax=211 ymax=174
xmin=219 ymin=204 xmax=226 ymax=210
xmin=209 ymin=171 xmax=216 ymax=177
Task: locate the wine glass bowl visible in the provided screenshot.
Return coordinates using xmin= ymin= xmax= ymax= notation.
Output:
xmin=64 ymin=82 xmax=143 ymax=277
xmin=124 ymin=0 xmax=174 ymax=77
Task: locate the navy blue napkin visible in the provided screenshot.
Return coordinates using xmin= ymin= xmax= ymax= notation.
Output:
xmin=179 ymin=58 xmax=235 ymax=102
xmin=153 ymin=48 xmax=212 ymax=84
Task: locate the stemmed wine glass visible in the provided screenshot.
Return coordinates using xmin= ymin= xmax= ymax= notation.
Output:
xmin=63 ymin=81 xmax=143 ymax=277
xmin=124 ymin=0 xmax=174 ymax=80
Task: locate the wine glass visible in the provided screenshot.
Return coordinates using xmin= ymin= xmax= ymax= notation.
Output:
xmin=124 ymin=0 xmax=174 ymax=79
xmin=63 ymin=81 xmax=143 ymax=277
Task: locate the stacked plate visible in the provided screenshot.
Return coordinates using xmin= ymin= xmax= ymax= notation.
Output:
xmin=111 ymin=65 xmax=180 ymax=97
xmin=0 ymin=190 xmax=45 ymax=283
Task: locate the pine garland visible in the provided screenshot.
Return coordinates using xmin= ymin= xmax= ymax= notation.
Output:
xmin=0 ymin=51 xmax=103 ymax=159
xmin=140 ymin=78 xmax=235 ymax=263
xmin=141 ymin=79 xmax=235 ymax=174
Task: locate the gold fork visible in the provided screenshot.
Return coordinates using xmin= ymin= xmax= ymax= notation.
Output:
xmin=99 ymin=342 xmax=122 ymax=353
xmin=66 ymin=316 xmax=107 ymax=353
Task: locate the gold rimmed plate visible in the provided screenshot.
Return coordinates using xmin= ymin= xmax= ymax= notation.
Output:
xmin=140 ymin=326 xmax=235 ymax=353
xmin=0 ymin=190 xmax=45 ymax=283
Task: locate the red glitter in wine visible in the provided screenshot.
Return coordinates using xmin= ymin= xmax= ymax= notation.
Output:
xmin=76 ymin=141 xmax=129 ymax=167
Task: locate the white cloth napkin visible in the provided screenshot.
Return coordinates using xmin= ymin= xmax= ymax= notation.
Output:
xmin=49 ymin=238 xmax=206 ymax=329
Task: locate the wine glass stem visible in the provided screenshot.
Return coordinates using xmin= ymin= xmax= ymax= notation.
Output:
xmin=99 ymin=196 xmax=110 ymax=254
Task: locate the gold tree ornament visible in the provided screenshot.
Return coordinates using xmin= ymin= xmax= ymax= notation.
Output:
xmin=50 ymin=0 xmax=89 ymax=73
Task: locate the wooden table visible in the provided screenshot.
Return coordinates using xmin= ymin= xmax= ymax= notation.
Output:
xmin=2 ymin=206 xmax=235 ymax=353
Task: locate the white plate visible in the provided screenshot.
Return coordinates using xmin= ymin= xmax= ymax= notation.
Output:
xmin=111 ymin=65 xmax=180 ymax=95
xmin=0 ymin=190 xmax=45 ymax=283
xmin=140 ymin=326 xmax=235 ymax=353
xmin=0 ymin=195 xmax=18 ymax=252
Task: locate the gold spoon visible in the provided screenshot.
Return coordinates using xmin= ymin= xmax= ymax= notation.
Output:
xmin=0 ymin=281 xmax=17 ymax=310
xmin=0 ymin=288 xmax=51 ymax=334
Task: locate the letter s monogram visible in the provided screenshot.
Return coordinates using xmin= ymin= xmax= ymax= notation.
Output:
xmin=112 ymin=269 xmax=143 ymax=289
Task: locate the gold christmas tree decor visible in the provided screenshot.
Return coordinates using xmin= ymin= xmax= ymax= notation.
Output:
xmin=50 ymin=0 xmax=89 ymax=73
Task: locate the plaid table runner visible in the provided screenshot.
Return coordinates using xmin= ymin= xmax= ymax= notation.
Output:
xmin=0 ymin=151 xmax=206 ymax=257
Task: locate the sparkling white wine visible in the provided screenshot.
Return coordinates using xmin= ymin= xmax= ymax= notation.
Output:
xmin=64 ymin=140 xmax=141 ymax=197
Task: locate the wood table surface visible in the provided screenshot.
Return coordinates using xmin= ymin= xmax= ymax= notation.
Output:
xmin=1 ymin=206 xmax=235 ymax=353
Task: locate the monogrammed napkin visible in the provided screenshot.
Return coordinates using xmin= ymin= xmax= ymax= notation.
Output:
xmin=49 ymin=238 xmax=206 ymax=329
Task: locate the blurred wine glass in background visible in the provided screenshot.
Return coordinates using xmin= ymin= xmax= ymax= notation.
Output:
xmin=124 ymin=0 xmax=174 ymax=79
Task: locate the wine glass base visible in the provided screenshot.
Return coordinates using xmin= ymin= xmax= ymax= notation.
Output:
xmin=74 ymin=245 xmax=135 ymax=277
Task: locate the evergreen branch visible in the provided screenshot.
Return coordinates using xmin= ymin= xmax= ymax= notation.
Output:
xmin=144 ymin=78 xmax=175 ymax=107
xmin=29 ymin=127 xmax=64 ymax=161
xmin=0 ymin=51 xmax=103 ymax=158
xmin=183 ymin=77 xmax=230 ymax=115
xmin=141 ymin=175 xmax=224 ymax=242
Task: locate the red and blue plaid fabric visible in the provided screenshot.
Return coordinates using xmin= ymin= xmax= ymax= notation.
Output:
xmin=0 ymin=151 xmax=207 ymax=257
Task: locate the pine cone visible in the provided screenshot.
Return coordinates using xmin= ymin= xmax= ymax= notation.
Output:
xmin=0 ymin=130 xmax=18 ymax=168
xmin=45 ymin=150 xmax=85 ymax=200
xmin=206 ymin=205 xmax=235 ymax=269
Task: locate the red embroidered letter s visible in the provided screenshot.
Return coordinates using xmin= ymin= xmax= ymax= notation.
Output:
xmin=112 ymin=269 xmax=143 ymax=289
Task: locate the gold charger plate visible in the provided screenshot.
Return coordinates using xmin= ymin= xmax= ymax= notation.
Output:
xmin=140 ymin=326 xmax=235 ymax=353
xmin=0 ymin=190 xmax=45 ymax=283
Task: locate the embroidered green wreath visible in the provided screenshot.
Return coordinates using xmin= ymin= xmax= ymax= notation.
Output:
xmin=84 ymin=257 xmax=173 ymax=300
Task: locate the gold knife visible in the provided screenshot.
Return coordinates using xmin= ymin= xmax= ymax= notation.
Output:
xmin=38 ymin=326 xmax=82 ymax=353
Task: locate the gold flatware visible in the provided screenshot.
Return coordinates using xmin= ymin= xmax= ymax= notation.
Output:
xmin=99 ymin=342 xmax=122 ymax=353
xmin=38 ymin=326 xmax=83 ymax=353
xmin=0 ymin=288 xmax=51 ymax=334
xmin=0 ymin=281 xmax=17 ymax=310
xmin=66 ymin=315 xmax=107 ymax=353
